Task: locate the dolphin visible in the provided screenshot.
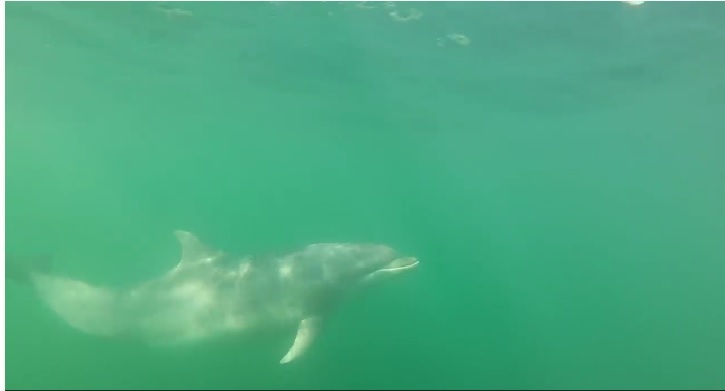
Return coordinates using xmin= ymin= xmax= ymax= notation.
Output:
xmin=5 ymin=230 xmax=419 ymax=364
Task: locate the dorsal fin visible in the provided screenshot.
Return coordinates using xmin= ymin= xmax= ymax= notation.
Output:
xmin=173 ymin=230 xmax=222 ymax=269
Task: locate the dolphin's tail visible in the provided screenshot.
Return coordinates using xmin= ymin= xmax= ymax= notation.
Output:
xmin=5 ymin=253 xmax=54 ymax=283
xmin=7 ymin=254 xmax=126 ymax=337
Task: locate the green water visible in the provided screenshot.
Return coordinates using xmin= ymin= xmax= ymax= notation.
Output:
xmin=4 ymin=1 xmax=725 ymax=389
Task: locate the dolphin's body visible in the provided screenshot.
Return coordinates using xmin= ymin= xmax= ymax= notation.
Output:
xmin=7 ymin=230 xmax=419 ymax=364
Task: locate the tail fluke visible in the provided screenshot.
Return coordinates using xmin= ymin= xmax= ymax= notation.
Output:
xmin=5 ymin=253 xmax=54 ymax=283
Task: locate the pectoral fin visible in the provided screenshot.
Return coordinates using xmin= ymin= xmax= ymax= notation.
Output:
xmin=280 ymin=317 xmax=322 ymax=364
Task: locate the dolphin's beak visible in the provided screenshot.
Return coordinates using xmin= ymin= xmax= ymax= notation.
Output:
xmin=362 ymin=256 xmax=418 ymax=283
xmin=382 ymin=257 xmax=419 ymax=272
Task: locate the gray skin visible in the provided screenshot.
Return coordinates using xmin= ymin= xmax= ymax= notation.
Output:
xmin=20 ymin=230 xmax=419 ymax=364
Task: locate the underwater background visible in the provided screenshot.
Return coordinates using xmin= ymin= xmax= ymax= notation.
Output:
xmin=4 ymin=1 xmax=725 ymax=389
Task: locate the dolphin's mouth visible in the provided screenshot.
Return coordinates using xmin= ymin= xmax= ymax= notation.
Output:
xmin=381 ymin=257 xmax=419 ymax=272
xmin=362 ymin=256 xmax=419 ymax=283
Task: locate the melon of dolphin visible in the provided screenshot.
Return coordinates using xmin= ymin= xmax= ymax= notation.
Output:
xmin=6 ymin=230 xmax=419 ymax=364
